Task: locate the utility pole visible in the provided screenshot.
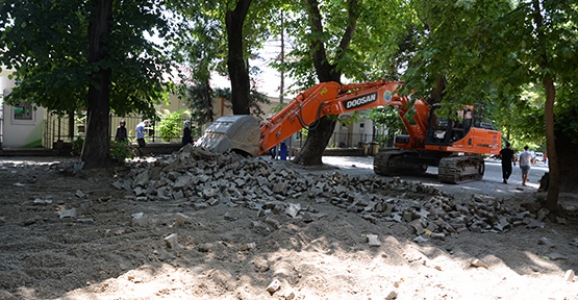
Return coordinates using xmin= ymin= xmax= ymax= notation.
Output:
xmin=279 ymin=11 xmax=285 ymax=104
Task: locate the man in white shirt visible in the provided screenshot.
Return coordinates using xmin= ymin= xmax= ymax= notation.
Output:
xmin=519 ymin=145 xmax=533 ymax=186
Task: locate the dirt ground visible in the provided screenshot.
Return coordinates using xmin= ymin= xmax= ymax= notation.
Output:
xmin=1 ymin=152 xmax=577 ymax=300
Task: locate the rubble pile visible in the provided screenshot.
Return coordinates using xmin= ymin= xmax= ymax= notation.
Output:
xmin=115 ymin=145 xmax=546 ymax=240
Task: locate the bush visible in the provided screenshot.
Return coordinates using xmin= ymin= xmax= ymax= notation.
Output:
xmin=157 ymin=109 xmax=190 ymax=142
xmin=71 ymin=136 xmax=84 ymax=156
xmin=110 ymin=140 xmax=136 ymax=163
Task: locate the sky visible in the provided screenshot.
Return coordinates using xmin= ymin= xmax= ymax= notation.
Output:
xmin=210 ymin=39 xmax=296 ymax=101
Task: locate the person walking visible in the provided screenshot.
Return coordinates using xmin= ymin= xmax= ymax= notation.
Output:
xmin=519 ymin=145 xmax=533 ymax=186
xmin=135 ymin=119 xmax=149 ymax=155
xmin=114 ymin=120 xmax=128 ymax=142
xmin=182 ymin=120 xmax=193 ymax=147
xmin=499 ymin=142 xmax=516 ymax=184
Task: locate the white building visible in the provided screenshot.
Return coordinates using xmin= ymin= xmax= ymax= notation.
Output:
xmin=0 ymin=70 xmax=45 ymax=149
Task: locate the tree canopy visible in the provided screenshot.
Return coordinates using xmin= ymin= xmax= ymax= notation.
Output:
xmin=0 ymin=0 xmax=177 ymax=116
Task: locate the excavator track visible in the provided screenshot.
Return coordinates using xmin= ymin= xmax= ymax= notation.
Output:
xmin=438 ymin=156 xmax=485 ymax=184
xmin=373 ymin=150 xmax=428 ymax=176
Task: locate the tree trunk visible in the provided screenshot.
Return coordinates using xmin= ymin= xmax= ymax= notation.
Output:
xmin=293 ymin=118 xmax=336 ymax=165
xmin=225 ymin=0 xmax=252 ymax=115
xmin=81 ymin=0 xmax=114 ymax=169
xmin=543 ymin=78 xmax=559 ymax=214
xmin=531 ymin=0 xmax=559 ymax=214
xmin=293 ymin=0 xmax=360 ymax=166
xmin=555 ymin=116 xmax=578 ymax=195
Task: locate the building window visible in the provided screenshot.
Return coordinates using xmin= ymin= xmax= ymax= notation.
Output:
xmin=360 ymin=123 xmax=365 ymax=128
xmin=13 ymin=103 xmax=33 ymax=120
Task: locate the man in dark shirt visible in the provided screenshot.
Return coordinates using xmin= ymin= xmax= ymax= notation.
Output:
xmin=499 ymin=142 xmax=516 ymax=184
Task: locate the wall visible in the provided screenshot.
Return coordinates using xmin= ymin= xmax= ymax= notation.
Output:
xmin=1 ymin=74 xmax=45 ymax=148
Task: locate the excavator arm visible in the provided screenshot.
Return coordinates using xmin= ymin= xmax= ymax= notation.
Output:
xmin=258 ymin=79 xmax=430 ymax=155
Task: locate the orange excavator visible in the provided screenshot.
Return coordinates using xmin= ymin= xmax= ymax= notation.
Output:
xmin=195 ymin=79 xmax=502 ymax=183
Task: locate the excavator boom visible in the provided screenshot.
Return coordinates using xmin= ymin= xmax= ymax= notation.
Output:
xmin=258 ymin=79 xmax=430 ymax=155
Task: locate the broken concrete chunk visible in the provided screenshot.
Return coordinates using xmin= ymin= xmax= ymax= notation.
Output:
xmin=430 ymin=232 xmax=446 ymax=240
xmin=413 ymin=235 xmax=429 ymax=243
xmin=526 ymin=219 xmax=545 ymax=229
xmin=77 ymin=218 xmax=95 ymax=224
xmin=366 ymin=234 xmax=381 ymax=247
xmin=164 ymin=233 xmax=179 ymax=249
xmin=547 ymin=252 xmax=567 ymax=261
xmin=175 ymin=213 xmax=190 ymax=227
xmin=75 ymin=190 xmax=86 ymax=198
xmin=58 ymin=208 xmax=77 ymax=219
xmin=173 ymin=176 xmax=192 ymax=190
xmin=239 ymin=242 xmax=256 ymax=251
xmin=564 ymin=270 xmax=575 ymax=282
xmin=131 ymin=212 xmax=148 ymax=227
xmin=112 ymin=181 xmax=123 ymax=190
xmin=224 ymin=211 xmax=236 ymax=221
xmin=193 ymin=202 xmax=208 ymax=210
xmin=385 ymin=290 xmax=398 ymax=300
xmin=285 ymin=203 xmax=301 ymax=218
xmin=266 ymin=278 xmax=281 ymax=294
xmin=471 ymin=258 xmax=489 ymax=269
xmin=33 ymin=198 xmax=53 ymax=205
xmin=133 ymin=186 xmax=146 ymax=197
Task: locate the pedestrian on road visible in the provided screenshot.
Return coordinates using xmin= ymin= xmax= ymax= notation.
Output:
xmin=499 ymin=142 xmax=516 ymax=184
xmin=182 ymin=120 xmax=193 ymax=147
xmin=114 ymin=120 xmax=128 ymax=143
xmin=519 ymin=145 xmax=533 ymax=186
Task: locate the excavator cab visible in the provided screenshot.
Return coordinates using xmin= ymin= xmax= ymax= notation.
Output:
xmin=425 ymin=104 xmax=474 ymax=146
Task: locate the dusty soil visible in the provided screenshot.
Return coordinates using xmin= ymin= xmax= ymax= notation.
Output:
xmin=0 ymin=153 xmax=577 ymax=300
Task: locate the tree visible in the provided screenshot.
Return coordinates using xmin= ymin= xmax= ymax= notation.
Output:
xmin=0 ymin=0 xmax=178 ymax=168
xmin=279 ymin=0 xmax=416 ymax=165
xmin=365 ymin=107 xmax=406 ymax=146
xmin=214 ymin=85 xmax=271 ymax=120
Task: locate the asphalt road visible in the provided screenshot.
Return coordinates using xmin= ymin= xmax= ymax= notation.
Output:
xmin=314 ymin=156 xmax=549 ymax=199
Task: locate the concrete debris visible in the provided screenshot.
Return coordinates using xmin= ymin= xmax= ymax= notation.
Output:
xmin=385 ymin=290 xmax=398 ymax=300
xmin=239 ymin=242 xmax=256 ymax=251
xmin=131 ymin=212 xmax=148 ymax=227
xmin=164 ymin=233 xmax=179 ymax=249
xmin=266 ymin=278 xmax=281 ymax=294
xmin=285 ymin=203 xmax=301 ymax=218
xmin=33 ymin=198 xmax=53 ymax=205
xmin=116 ymin=146 xmax=554 ymax=240
xmin=564 ymin=270 xmax=575 ymax=282
xmin=366 ymin=234 xmax=381 ymax=247
xmin=413 ymin=235 xmax=429 ymax=243
xmin=471 ymin=258 xmax=489 ymax=269
xmin=77 ymin=218 xmax=95 ymax=224
xmin=546 ymin=252 xmax=567 ymax=261
xmin=75 ymin=189 xmax=86 ymax=199
xmin=175 ymin=213 xmax=190 ymax=227
xmin=58 ymin=208 xmax=77 ymax=219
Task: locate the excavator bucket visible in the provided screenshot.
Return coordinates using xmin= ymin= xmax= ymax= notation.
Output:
xmin=194 ymin=115 xmax=261 ymax=156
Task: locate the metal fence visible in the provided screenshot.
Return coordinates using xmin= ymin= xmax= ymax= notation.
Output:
xmin=43 ymin=111 xmax=392 ymax=151
xmin=43 ymin=112 xmax=199 ymax=149
xmin=329 ymin=132 xmax=373 ymax=148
